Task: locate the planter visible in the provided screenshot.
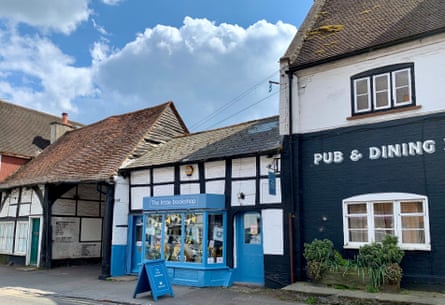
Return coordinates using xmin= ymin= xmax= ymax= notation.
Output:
xmin=307 ymin=266 xmax=400 ymax=292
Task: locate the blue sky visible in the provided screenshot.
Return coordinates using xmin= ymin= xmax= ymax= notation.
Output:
xmin=0 ymin=0 xmax=313 ymax=131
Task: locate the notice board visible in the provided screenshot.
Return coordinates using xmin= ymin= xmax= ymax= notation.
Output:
xmin=133 ymin=259 xmax=174 ymax=301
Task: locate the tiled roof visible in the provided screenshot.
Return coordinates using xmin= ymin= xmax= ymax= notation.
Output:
xmin=0 ymin=102 xmax=187 ymax=188
xmin=0 ymin=100 xmax=82 ymax=158
xmin=124 ymin=116 xmax=280 ymax=169
xmin=285 ymin=0 xmax=445 ymax=69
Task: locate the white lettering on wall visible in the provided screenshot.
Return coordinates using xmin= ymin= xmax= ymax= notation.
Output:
xmin=369 ymin=140 xmax=436 ymax=160
xmin=313 ymin=139 xmax=438 ymax=165
xmin=313 ymin=151 xmax=344 ymax=165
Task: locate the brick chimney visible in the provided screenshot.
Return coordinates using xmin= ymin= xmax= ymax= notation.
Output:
xmin=50 ymin=112 xmax=74 ymax=143
xmin=62 ymin=112 xmax=68 ymax=124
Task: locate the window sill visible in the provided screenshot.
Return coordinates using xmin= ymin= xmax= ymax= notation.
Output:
xmin=344 ymin=243 xmax=431 ymax=251
xmin=347 ymin=105 xmax=421 ymax=121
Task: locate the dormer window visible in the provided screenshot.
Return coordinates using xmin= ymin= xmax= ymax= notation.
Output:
xmin=351 ymin=63 xmax=415 ymax=116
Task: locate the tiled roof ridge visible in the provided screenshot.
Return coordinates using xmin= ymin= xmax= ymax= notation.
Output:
xmin=177 ymin=115 xmax=279 ymax=139
xmin=77 ymin=101 xmax=172 ymax=129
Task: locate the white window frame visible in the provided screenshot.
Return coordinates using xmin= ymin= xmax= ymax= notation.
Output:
xmin=372 ymin=73 xmax=391 ymax=110
xmin=343 ymin=193 xmax=431 ymax=251
xmin=351 ymin=63 xmax=415 ymax=116
xmin=0 ymin=221 xmax=14 ymax=254
xmin=353 ymin=78 xmax=371 ymax=113
xmin=14 ymin=221 xmax=28 ymax=255
xmin=392 ymin=68 xmax=412 ymax=107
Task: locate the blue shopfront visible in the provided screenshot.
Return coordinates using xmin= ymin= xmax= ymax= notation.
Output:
xmin=141 ymin=194 xmax=232 ymax=287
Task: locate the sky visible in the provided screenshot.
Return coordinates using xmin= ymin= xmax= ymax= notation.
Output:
xmin=0 ymin=0 xmax=313 ymax=131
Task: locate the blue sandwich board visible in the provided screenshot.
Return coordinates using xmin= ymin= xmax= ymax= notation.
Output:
xmin=133 ymin=259 xmax=174 ymax=301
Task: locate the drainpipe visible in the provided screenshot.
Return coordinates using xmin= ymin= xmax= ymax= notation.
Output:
xmin=287 ymin=69 xmax=303 ymax=282
xmin=287 ymin=71 xmax=296 ymax=283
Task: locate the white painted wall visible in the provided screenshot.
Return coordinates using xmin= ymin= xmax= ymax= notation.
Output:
xmin=153 ymin=167 xmax=174 ymax=183
xmin=205 ymin=180 xmax=225 ymax=194
xmin=153 ymin=184 xmax=174 ymax=196
xmin=130 ymin=186 xmax=150 ymax=210
xmin=113 ymin=176 xmax=129 ymax=245
xmin=231 ymin=180 xmax=256 ymax=206
xmin=205 ymin=161 xmax=225 ymax=178
xmin=280 ymin=33 xmax=445 ymax=134
xmin=262 ymin=209 xmax=283 ymax=255
xmin=232 ymin=157 xmax=256 ymax=177
xmin=131 ymin=169 xmax=150 ymax=184
xmin=180 ymin=183 xmax=200 ymax=194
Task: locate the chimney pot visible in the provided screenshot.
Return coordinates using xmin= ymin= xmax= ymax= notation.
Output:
xmin=62 ymin=112 xmax=68 ymax=125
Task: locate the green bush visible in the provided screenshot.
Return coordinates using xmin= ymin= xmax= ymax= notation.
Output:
xmin=303 ymin=239 xmax=344 ymax=280
xmin=303 ymin=239 xmax=335 ymax=263
xmin=304 ymin=235 xmax=404 ymax=291
xmin=357 ymin=235 xmax=404 ymax=290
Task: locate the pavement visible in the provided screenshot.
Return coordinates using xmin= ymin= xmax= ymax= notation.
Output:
xmin=0 ymin=264 xmax=444 ymax=305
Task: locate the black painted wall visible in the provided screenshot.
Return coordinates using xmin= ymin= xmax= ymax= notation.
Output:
xmin=283 ymin=112 xmax=445 ymax=287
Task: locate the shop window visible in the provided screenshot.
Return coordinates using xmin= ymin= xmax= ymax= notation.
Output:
xmin=144 ymin=211 xmax=225 ymax=264
xmin=145 ymin=214 xmax=163 ymax=260
xmin=207 ymin=214 xmax=224 ymax=264
xmin=185 ymin=213 xmax=203 ymax=262
xmin=164 ymin=213 xmax=182 ymax=261
xmin=343 ymin=193 xmax=430 ymax=251
xmin=351 ymin=63 xmax=415 ymax=116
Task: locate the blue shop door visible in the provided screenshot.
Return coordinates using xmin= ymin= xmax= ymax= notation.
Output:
xmin=235 ymin=212 xmax=264 ymax=285
xmin=131 ymin=215 xmax=143 ymax=273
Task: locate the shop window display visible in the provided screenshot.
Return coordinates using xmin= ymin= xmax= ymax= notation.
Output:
xmin=144 ymin=211 xmax=225 ymax=264
xmin=185 ymin=213 xmax=203 ymax=262
xmin=145 ymin=214 xmax=163 ymax=260
xmin=207 ymin=214 xmax=224 ymax=264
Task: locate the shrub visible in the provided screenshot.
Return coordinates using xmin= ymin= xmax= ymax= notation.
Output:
xmin=303 ymin=239 xmax=336 ymax=264
xmin=303 ymin=239 xmax=343 ymax=280
xmin=304 ymin=235 xmax=404 ymax=291
xmin=357 ymin=235 xmax=404 ymax=290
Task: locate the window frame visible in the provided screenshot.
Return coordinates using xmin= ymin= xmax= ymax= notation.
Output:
xmin=14 ymin=221 xmax=28 ymax=255
xmin=143 ymin=210 xmax=227 ymax=265
xmin=343 ymin=193 xmax=431 ymax=251
xmin=351 ymin=63 xmax=415 ymax=116
xmin=0 ymin=221 xmax=15 ymax=254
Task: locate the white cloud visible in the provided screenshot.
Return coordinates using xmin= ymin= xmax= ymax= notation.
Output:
xmin=0 ymin=10 xmax=296 ymax=130
xmin=101 ymin=0 xmax=122 ymax=5
xmin=93 ymin=17 xmax=296 ymax=130
xmin=0 ymin=30 xmax=94 ymax=114
xmin=0 ymin=0 xmax=90 ymax=34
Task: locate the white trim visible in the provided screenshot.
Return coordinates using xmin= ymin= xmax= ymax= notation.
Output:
xmin=0 ymin=221 xmax=14 ymax=254
xmin=353 ymin=78 xmax=371 ymax=113
xmin=14 ymin=221 xmax=28 ymax=255
xmin=373 ymin=73 xmax=391 ymax=110
xmin=343 ymin=193 xmax=431 ymax=251
xmin=392 ymin=68 xmax=412 ymax=107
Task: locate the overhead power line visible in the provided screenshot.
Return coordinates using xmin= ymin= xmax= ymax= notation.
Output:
xmin=189 ymin=70 xmax=280 ymax=131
